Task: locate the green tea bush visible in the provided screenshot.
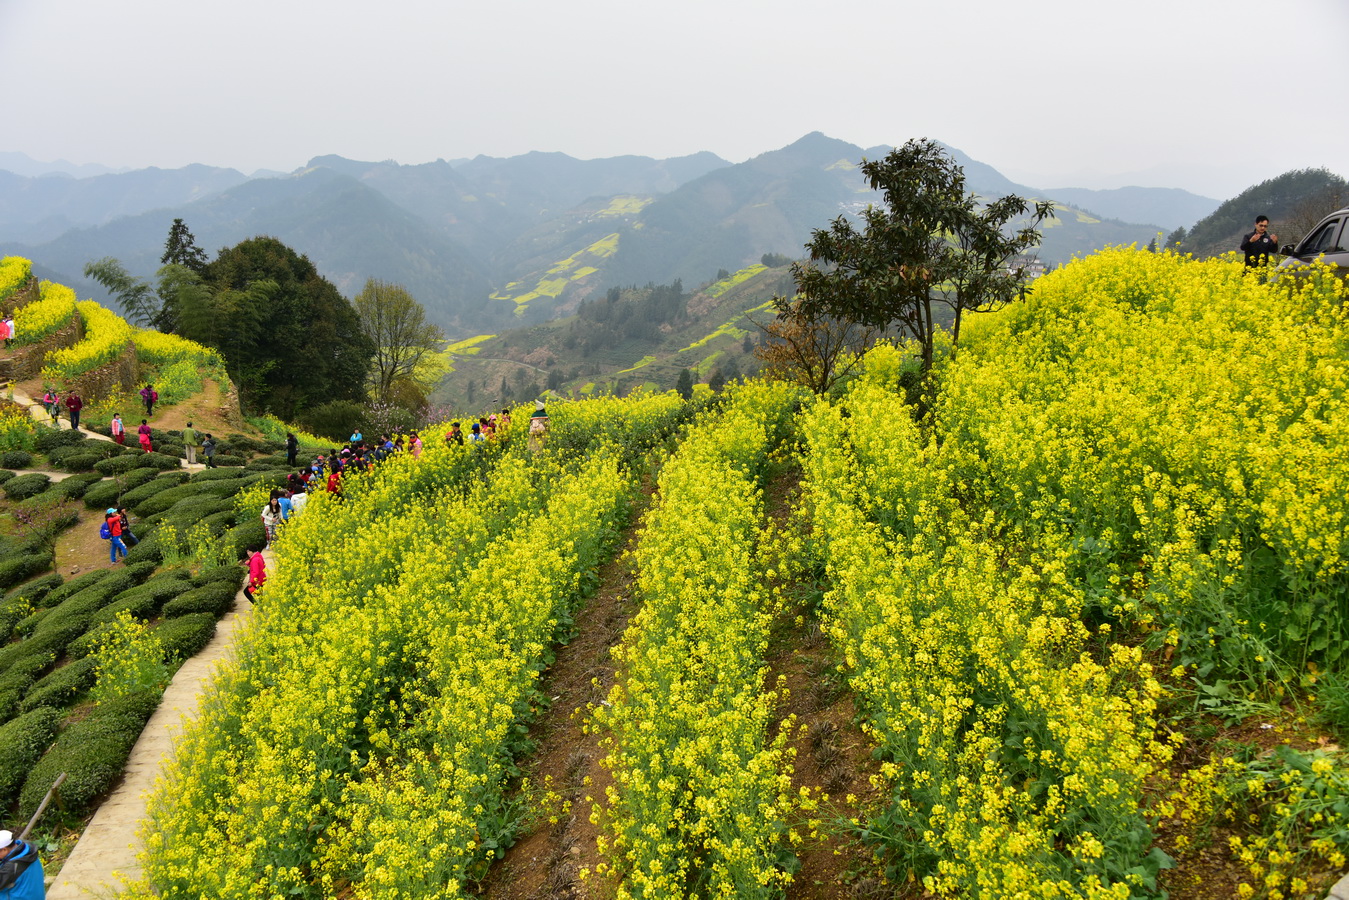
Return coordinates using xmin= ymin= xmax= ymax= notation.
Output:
xmin=19 ymin=655 xmax=96 ymax=713
xmin=155 ymin=613 xmax=216 ymax=662
xmin=0 ymin=651 xmax=56 ymax=723
xmin=82 ymin=467 xmax=162 ymax=508
xmin=51 ymin=471 xmax=105 ymax=500
xmin=0 ymin=707 xmax=60 ymax=808
xmin=90 ymin=575 xmax=192 ymax=626
xmin=122 ymin=531 xmax=163 ymax=565
xmin=18 ymin=688 xmax=160 ymax=818
xmin=12 ymin=606 xmax=49 ymax=638
xmin=120 ymin=473 xmax=190 ymax=509
xmin=60 ymin=452 xmax=104 ymax=473
xmin=0 ymin=470 xmax=14 ymax=485
xmin=1 ymin=450 xmax=33 ymax=469
xmin=66 ymin=622 xmax=115 ymax=660
xmin=40 ymin=569 xmax=112 ymax=609
xmin=228 ymin=520 xmax=266 ymax=560
xmin=212 ymin=454 xmax=246 ymax=467
xmin=35 ymin=428 xmax=85 ymax=453
xmin=2 ymin=473 xmax=50 ymax=500
xmin=225 ymin=433 xmax=273 ymax=455
xmin=161 ymin=582 xmax=236 ymax=618
xmin=0 ymin=553 xmax=53 ymax=592
xmin=191 ymin=468 xmax=244 ymax=484
xmin=3 ymin=572 xmax=63 ymax=606
xmin=195 ymin=564 xmax=245 ymax=592
xmin=93 ymin=452 xmax=181 ymax=476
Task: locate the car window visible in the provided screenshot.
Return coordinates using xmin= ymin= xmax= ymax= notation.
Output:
xmin=1300 ymin=219 xmax=1341 ymax=255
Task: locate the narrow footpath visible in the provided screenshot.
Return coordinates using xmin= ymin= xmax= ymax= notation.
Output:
xmin=45 ymin=560 xmax=265 ymax=899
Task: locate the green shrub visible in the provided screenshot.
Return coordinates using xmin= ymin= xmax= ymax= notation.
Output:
xmin=94 ymin=452 xmax=182 ymax=477
xmin=0 ymin=470 xmax=14 ymax=485
xmin=4 ymin=572 xmax=63 ymax=607
xmin=162 ymin=582 xmax=236 ymax=618
xmin=52 ymin=471 xmax=104 ymax=498
xmin=12 ymin=606 xmax=50 ymax=638
xmin=212 ymin=454 xmax=246 ymax=467
xmin=0 ymin=650 xmax=56 ymax=722
xmin=191 ymin=468 xmax=245 ymax=484
xmin=225 ymin=433 xmax=273 ymax=455
xmin=35 ymin=428 xmax=86 ymax=453
xmin=228 ymin=520 xmax=267 ymax=560
xmin=0 ymin=553 xmax=52 ymax=592
xmin=195 ymin=565 xmax=245 ymax=592
xmin=18 ymin=688 xmax=160 ymax=818
xmin=41 ymin=569 xmax=112 ymax=609
xmin=47 ymin=442 xmax=114 ymax=466
xmin=90 ymin=576 xmax=192 ymax=626
xmin=201 ymin=509 xmax=237 ymax=535
xmin=1 ymin=450 xmax=33 ymax=469
xmin=66 ymin=622 xmax=116 ymax=660
xmin=0 ymin=707 xmax=60 ymax=807
xmin=155 ymin=613 xmax=217 ymax=662
xmin=133 ymin=484 xmax=204 ymax=518
xmin=120 ymin=472 xmax=190 ymax=509
xmin=161 ymin=496 xmax=231 ymax=529
xmin=3 ymin=473 xmax=50 ymax=500
xmin=122 ymin=532 xmax=163 ymax=565
xmin=19 ymin=656 xmax=96 ymax=713
xmin=82 ymin=467 xmax=161 ymax=508
xmin=60 ymin=452 xmax=103 ymax=473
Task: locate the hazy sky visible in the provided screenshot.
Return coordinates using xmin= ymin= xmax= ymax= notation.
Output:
xmin=2 ymin=0 xmax=1345 ymax=198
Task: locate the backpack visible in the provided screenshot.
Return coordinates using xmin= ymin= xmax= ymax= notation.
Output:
xmin=99 ymin=522 xmax=111 ymax=540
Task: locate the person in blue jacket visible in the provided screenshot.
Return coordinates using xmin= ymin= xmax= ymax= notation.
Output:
xmin=0 ymin=829 xmax=44 ymax=899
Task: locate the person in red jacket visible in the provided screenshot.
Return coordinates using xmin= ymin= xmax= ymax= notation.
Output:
xmin=104 ymin=508 xmax=127 ymax=563
xmin=64 ymin=392 xmax=83 ymax=430
xmin=137 ymin=419 xmax=153 ymax=453
xmin=243 ymin=545 xmax=266 ymax=602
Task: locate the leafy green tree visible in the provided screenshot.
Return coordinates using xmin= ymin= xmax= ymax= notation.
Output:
xmin=161 ymin=218 xmax=208 ymax=273
xmin=352 ymin=279 xmax=445 ymax=403
xmin=202 ymin=237 xmax=374 ymax=418
xmin=675 ymin=368 xmax=694 ymax=400
xmin=82 ymin=258 xmax=159 ymax=326
xmin=793 ymin=139 xmax=1055 ymax=373
xmin=708 ymin=369 xmax=726 ymax=393
xmin=1165 ymin=226 xmax=1187 ymax=250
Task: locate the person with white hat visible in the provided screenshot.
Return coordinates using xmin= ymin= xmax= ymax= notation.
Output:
xmin=0 ymin=828 xmax=44 ymax=898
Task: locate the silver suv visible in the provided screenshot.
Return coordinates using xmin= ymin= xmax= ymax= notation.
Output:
xmin=1279 ymin=207 xmax=1349 ymax=273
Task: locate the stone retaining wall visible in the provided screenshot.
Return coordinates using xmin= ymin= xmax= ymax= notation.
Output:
xmin=62 ymin=341 xmax=140 ymax=402
xmin=10 ymin=313 xmax=86 ymax=381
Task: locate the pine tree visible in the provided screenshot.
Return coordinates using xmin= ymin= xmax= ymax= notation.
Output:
xmin=161 ymin=218 xmax=209 ymax=273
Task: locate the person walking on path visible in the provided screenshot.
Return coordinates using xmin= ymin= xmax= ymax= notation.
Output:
xmin=0 ymin=828 xmax=44 ymax=899
xmin=64 ymin=391 xmax=83 ymax=430
xmin=1241 ymin=215 xmax=1280 ymax=268
xmin=202 ymin=434 xmax=217 ymax=468
xmin=140 ymin=384 xmax=158 ymax=416
xmin=110 ymin=413 xmax=126 ymax=445
xmin=42 ymin=389 xmax=57 ymax=419
xmin=261 ymin=496 xmax=283 ymax=548
xmin=243 ymin=545 xmax=266 ymax=602
xmin=137 ymin=420 xmax=152 ymax=453
xmin=102 ymin=508 xmax=128 ymax=563
xmin=182 ymin=422 xmax=199 ymax=465
xmin=285 ymin=432 xmax=298 ymax=468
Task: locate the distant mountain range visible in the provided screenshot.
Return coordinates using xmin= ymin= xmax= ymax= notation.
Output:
xmin=0 ymin=136 xmax=1222 ymax=336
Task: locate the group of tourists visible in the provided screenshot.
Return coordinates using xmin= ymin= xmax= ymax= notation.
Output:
xmin=444 ymin=402 xmax=549 ymax=448
xmin=41 ymin=389 xmax=84 ymax=430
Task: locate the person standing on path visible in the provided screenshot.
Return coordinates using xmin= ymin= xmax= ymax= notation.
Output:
xmin=64 ymin=391 xmax=83 ymax=430
xmin=182 ymin=422 xmax=199 ymax=465
xmin=285 ymin=432 xmax=298 ymax=468
xmin=243 ymin=545 xmax=266 ymax=602
xmin=202 ymin=434 xmax=216 ymax=468
xmin=111 ymin=413 xmax=125 ymax=445
xmin=42 ymin=389 xmax=56 ymax=419
xmin=137 ymin=420 xmax=152 ymax=453
xmin=140 ymin=384 xmax=157 ymax=416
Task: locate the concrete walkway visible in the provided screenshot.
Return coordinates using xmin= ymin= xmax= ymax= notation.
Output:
xmin=45 ymin=561 xmax=268 ymax=899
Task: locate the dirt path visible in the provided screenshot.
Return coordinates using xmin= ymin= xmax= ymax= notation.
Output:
xmin=479 ymin=489 xmax=652 ymax=899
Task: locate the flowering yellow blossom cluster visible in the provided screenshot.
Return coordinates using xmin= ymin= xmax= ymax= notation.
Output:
xmin=13 ymin=280 xmax=77 ymax=345
xmin=0 ymin=256 xmax=32 ymax=301
xmin=947 ymin=249 xmax=1348 ymax=679
xmin=41 ymin=299 xmax=133 ymax=383
xmin=131 ymin=328 xmax=226 ymax=371
xmin=802 ymin=351 xmax=1170 ymax=896
xmin=593 ymin=380 xmax=802 ymax=899
xmin=131 ymin=393 xmax=691 ymax=899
